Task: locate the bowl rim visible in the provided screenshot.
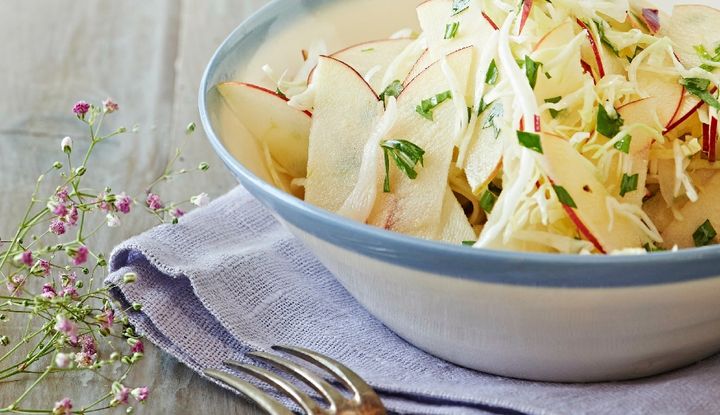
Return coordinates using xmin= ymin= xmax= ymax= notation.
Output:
xmin=199 ymin=0 xmax=720 ymax=289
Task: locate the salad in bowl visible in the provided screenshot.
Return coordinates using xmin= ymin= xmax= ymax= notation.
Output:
xmin=217 ymin=0 xmax=720 ymax=255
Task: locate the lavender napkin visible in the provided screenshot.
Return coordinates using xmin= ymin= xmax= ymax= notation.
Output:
xmin=107 ymin=186 xmax=720 ymax=415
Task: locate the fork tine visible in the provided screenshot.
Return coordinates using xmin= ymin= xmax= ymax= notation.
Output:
xmin=204 ymin=369 xmax=293 ymax=415
xmin=272 ymin=345 xmax=374 ymax=398
xmin=224 ymin=360 xmax=324 ymax=415
xmin=248 ymin=351 xmax=346 ymax=409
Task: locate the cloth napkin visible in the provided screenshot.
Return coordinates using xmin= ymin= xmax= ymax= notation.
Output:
xmin=107 ymin=186 xmax=720 ymax=415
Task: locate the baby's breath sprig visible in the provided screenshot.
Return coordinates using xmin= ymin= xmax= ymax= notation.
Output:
xmin=0 ymin=99 xmax=210 ymax=414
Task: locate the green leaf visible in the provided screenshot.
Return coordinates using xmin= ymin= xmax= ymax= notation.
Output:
xmin=379 ymin=80 xmax=404 ymax=104
xmin=524 ymin=55 xmax=541 ymax=89
xmin=481 ymin=101 xmax=504 ymax=139
xmin=544 ymin=96 xmax=562 ymax=118
xmin=485 ymin=60 xmax=498 ymax=85
xmin=619 ymin=173 xmax=639 ymax=197
xmin=693 ymin=219 xmax=717 ymax=247
xmin=479 ymin=190 xmax=498 ymax=214
xmin=462 ymin=240 xmax=476 ymax=246
xmin=553 ymin=185 xmax=577 ymax=208
xmin=517 ymin=131 xmax=543 ymax=154
xmin=380 ymin=139 xmax=426 ymax=193
xmin=451 ymin=0 xmax=471 ymax=15
xmin=613 ymin=135 xmax=632 ymax=154
xmin=681 ymin=77 xmax=720 ymax=111
xmin=416 ymin=90 xmax=453 ymax=121
xmin=595 ymin=19 xmax=619 ymax=57
xmin=694 ymin=44 xmax=720 ymax=72
xmin=444 ymin=22 xmax=460 ymax=39
xmin=596 ymin=104 xmax=624 ymax=138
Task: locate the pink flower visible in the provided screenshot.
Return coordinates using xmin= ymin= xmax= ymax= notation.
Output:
xmin=146 ymin=193 xmax=163 ymax=210
xmin=74 ymin=351 xmax=96 ymax=368
xmin=6 ymin=274 xmax=26 ymax=296
xmin=62 ymin=272 xmax=77 ymax=287
xmin=131 ymin=387 xmax=149 ymax=402
xmin=20 ymin=251 xmax=33 ymax=266
xmin=53 ymin=397 xmax=73 ymax=415
xmin=96 ymin=193 xmax=113 ymax=213
xmin=171 ymin=208 xmax=185 ymax=218
xmin=131 ymin=339 xmax=144 ymax=354
xmin=54 ymin=353 xmax=71 ymax=369
xmin=103 ymin=98 xmax=119 ymax=113
xmin=50 ymin=219 xmax=66 ymax=236
xmin=52 ymin=203 xmax=68 ymax=217
xmin=80 ymin=335 xmax=97 ymax=356
xmin=191 ymin=192 xmax=210 ymax=207
xmin=54 ymin=315 xmax=78 ymax=345
xmin=67 ymin=206 xmax=79 ymax=226
xmin=98 ymin=307 xmax=115 ymax=331
xmin=59 ymin=286 xmax=79 ymax=299
xmin=56 ymin=187 xmax=70 ymax=202
xmin=41 ymin=283 xmax=57 ymax=299
xmin=115 ymin=193 xmax=132 ymax=214
xmin=72 ymin=101 xmax=90 ymax=117
xmin=114 ymin=385 xmax=130 ymax=405
xmin=72 ymin=246 xmax=89 ymax=266
xmin=32 ymin=259 xmax=51 ymax=276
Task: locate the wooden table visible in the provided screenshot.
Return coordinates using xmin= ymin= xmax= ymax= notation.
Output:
xmin=0 ymin=1 xmax=265 ymax=413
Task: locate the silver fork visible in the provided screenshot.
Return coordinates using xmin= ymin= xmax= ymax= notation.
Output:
xmin=205 ymin=345 xmax=387 ymax=415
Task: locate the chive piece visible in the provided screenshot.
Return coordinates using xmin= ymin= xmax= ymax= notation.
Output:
xmin=596 ymin=104 xmax=624 ymax=138
xmin=517 ymin=131 xmax=543 ymax=154
xmin=488 ymin=181 xmax=503 ymax=196
xmin=614 ymin=135 xmax=632 ymax=154
xmin=275 ymin=88 xmax=287 ymax=99
xmin=619 ymin=173 xmax=639 ymax=197
xmin=462 ymin=240 xmax=476 ymax=246
xmin=553 ymin=185 xmax=577 ymax=209
xmin=544 ymin=96 xmax=562 ymax=118
xmin=481 ymin=102 xmax=504 ymax=139
xmin=544 ymin=71 xmax=552 ymax=79
xmin=451 ymin=0 xmax=471 ymax=15
xmin=444 ymin=22 xmax=460 ymax=39
xmin=416 ymin=90 xmax=453 ymax=121
xmin=524 ymin=55 xmax=541 ymax=89
xmin=681 ymin=77 xmax=720 ymax=111
xmin=379 ymin=80 xmax=404 ymax=104
xmin=380 ymin=139 xmax=426 ymax=193
xmin=479 ymin=190 xmax=498 ymax=214
xmin=694 ymin=44 xmax=720 ymax=72
xmin=485 ymin=60 xmax=499 ymax=85
xmin=693 ymin=219 xmax=717 ymax=247
xmin=361 ymin=48 xmax=375 ymax=52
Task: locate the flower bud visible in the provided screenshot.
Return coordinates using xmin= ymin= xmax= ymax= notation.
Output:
xmin=198 ymin=162 xmax=210 ymax=171
xmin=53 ymin=161 xmax=63 ymax=169
xmin=0 ymin=336 xmax=9 ymax=346
xmin=186 ymin=122 xmax=196 ymax=134
xmin=61 ymin=136 xmax=73 ymax=153
xmin=131 ymin=302 xmax=142 ymax=311
xmin=123 ymin=272 xmax=137 ymax=284
xmin=110 ymin=351 xmax=121 ymax=361
xmin=75 ymin=166 xmax=86 ymax=176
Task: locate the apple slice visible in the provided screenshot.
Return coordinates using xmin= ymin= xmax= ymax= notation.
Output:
xmin=463 ymin=102 xmax=504 ymax=194
xmin=331 ymin=38 xmax=413 ymax=92
xmin=662 ymin=172 xmax=720 ymax=248
xmin=532 ymin=21 xmax=587 ymax=105
xmin=217 ymin=82 xmax=311 ymax=179
xmin=665 ymin=4 xmax=720 ymax=70
xmin=368 ymin=48 xmax=474 ymax=239
xmin=439 ymin=188 xmax=476 ymax=243
xmin=540 ymin=134 xmax=650 ymax=253
xmin=304 ymin=57 xmax=385 ymax=213
xmin=643 ymin=193 xmax=676 ymax=234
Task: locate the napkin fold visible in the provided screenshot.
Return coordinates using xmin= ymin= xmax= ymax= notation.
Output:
xmin=108 ymin=187 xmax=720 ymax=415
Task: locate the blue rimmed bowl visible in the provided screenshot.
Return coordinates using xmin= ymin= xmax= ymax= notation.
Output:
xmin=200 ymin=0 xmax=720 ymax=382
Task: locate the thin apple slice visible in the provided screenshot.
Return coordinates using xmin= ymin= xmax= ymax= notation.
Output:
xmin=540 ymin=134 xmax=650 ymax=253
xmin=304 ymin=57 xmax=385 ymax=213
xmin=217 ymin=82 xmax=311 ymax=179
xmin=368 ymin=48 xmax=474 ymax=239
xmin=439 ymin=188 xmax=475 ymax=243
xmin=643 ymin=193 xmax=676 ymax=234
xmin=665 ymin=4 xmax=720 ymax=70
xmin=532 ymin=21 xmax=587 ymax=106
xmin=635 ymin=65 xmax=684 ymax=127
xmin=662 ymin=172 xmax=720 ymax=248
xmin=463 ymin=102 xmax=504 ymax=194
xmin=331 ymin=38 xmax=413 ymax=92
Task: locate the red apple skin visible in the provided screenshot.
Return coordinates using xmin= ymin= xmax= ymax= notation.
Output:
xmin=482 ymin=12 xmax=499 ymax=30
xmin=641 ymin=8 xmax=661 ymax=34
xmin=519 ymin=0 xmax=533 ymax=33
xmin=223 ymin=82 xmax=313 ymax=118
xmin=665 ymin=87 xmax=718 ymax=133
xmin=562 ymin=205 xmax=607 ymax=254
xmin=576 ymin=19 xmax=605 ymax=79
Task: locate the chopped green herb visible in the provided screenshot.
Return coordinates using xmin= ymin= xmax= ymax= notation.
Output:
xmin=681 ymin=77 xmax=720 ymax=111
xmin=462 ymin=240 xmax=476 ymax=246
xmin=379 ymin=80 xmax=404 ymax=104
xmin=643 ymin=243 xmax=665 ymax=252
xmin=380 ymin=139 xmax=426 ymax=193
xmin=481 ymin=101 xmax=504 ymax=139
xmin=694 ymin=44 xmax=720 ymax=72
xmin=595 ymin=19 xmax=619 ymax=57
xmin=596 ymin=104 xmax=624 ymax=138
xmin=544 ymin=96 xmax=562 ymax=118
xmin=488 ymin=181 xmax=503 ymax=195
xmin=275 ymin=88 xmax=287 ymax=99
xmin=479 ymin=190 xmax=498 ymax=214
xmin=544 ymin=71 xmax=552 ymax=79
xmin=444 ymin=22 xmax=460 ymax=39
xmin=517 ymin=131 xmax=543 ymax=154
xmin=553 ymin=185 xmax=577 ymax=208
xmin=619 ymin=173 xmax=639 ymax=197
xmin=524 ymin=55 xmax=541 ymax=89
xmin=466 ymin=106 xmax=473 ymax=123
xmin=416 ymin=90 xmax=453 ymax=121
xmin=485 ymin=60 xmax=498 ymax=85
xmin=451 ymin=0 xmax=471 ymax=15
xmin=614 ymin=135 xmax=632 ymax=154
xmin=477 ymin=98 xmax=490 ymax=115
xmin=693 ymin=219 xmax=717 ymax=247
xmin=361 ymin=47 xmax=375 ymax=52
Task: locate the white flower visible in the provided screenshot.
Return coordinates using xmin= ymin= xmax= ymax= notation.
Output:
xmin=191 ymin=192 xmax=210 ymax=207
xmin=55 ymin=352 xmax=71 ymax=369
xmin=61 ymin=136 xmax=73 ymax=153
xmin=106 ymin=213 xmax=120 ymax=228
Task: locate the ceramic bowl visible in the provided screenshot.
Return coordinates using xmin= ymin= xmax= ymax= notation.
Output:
xmin=199 ymin=0 xmax=720 ymax=382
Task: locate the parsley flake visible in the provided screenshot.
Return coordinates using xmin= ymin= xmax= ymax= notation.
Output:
xmin=524 ymin=56 xmax=541 ymax=89
xmin=517 ymin=131 xmax=543 ymax=154
xmin=619 ymin=173 xmax=639 ymax=197
xmin=595 ymin=20 xmax=619 ymax=57
xmin=451 ymin=0 xmax=471 ymax=15
xmin=445 ymin=22 xmax=460 ymax=39
xmin=693 ymin=219 xmax=717 ymax=247
xmin=479 ymin=190 xmax=498 ymax=214
xmin=481 ymin=101 xmax=504 ymax=139
xmin=614 ymin=135 xmax=632 ymax=154
xmin=416 ymin=90 xmax=453 ymax=121
xmin=380 ymin=139 xmax=426 ymax=193
xmin=485 ymin=60 xmax=498 ymax=85
xmin=681 ymin=77 xmax=720 ymax=111
xmin=694 ymin=44 xmax=720 ymax=72
xmin=596 ymin=104 xmax=624 ymax=138
xmin=544 ymin=96 xmax=562 ymax=118
xmin=379 ymin=80 xmax=404 ymax=104
xmin=553 ymin=185 xmax=577 ymax=208
xmin=462 ymin=240 xmax=476 ymax=246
